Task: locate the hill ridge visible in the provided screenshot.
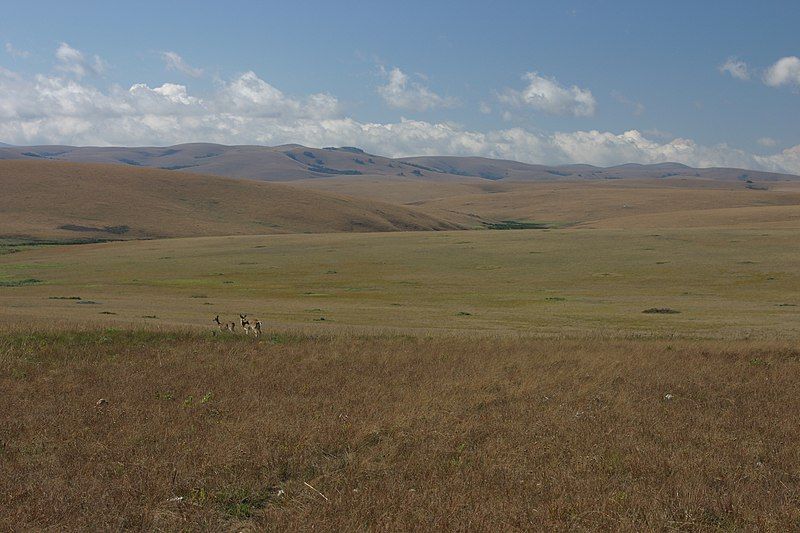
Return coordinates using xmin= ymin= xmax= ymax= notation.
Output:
xmin=0 ymin=160 xmax=461 ymax=242
xmin=1 ymin=143 xmax=796 ymax=183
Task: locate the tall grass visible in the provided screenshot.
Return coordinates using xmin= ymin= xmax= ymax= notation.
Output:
xmin=2 ymin=330 xmax=799 ymax=530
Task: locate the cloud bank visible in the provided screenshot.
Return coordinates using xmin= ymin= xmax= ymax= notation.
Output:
xmin=1 ymin=44 xmax=799 ymax=175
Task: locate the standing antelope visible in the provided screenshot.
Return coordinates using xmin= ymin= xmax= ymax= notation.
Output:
xmin=240 ymin=314 xmax=262 ymax=337
xmin=213 ymin=315 xmax=236 ymax=334
xmin=239 ymin=314 xmax=252 ymax=335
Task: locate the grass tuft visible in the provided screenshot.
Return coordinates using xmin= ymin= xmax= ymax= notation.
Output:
xmin=642 ymin=307 xmax=680 ymax=314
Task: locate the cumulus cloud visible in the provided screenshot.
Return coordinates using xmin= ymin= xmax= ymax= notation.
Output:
xmin=55 ymin=42 xmax=106 ymax=78
xmin=499 ymin=72 xmax=596 ymax=117
xmin=160 ymin=51 xmax=203 ymax=78
xmin=4 ymin=42 xmax=30 ymax=59
xmin=764 ymin=56 xmax=800 ymax=88
xmin=377 ymin=67 xmax=456 ymax=111
xmin=719 ymin=57 xmax=750 ymax=80
xmin=1 ymin=61 xmax=799 ymax=175
xmin=0 ymin=66 xmax=341 ymax=146
xmin=215 ymin=70 xmax=340 ymax=118
xmin=756 ymin=144 xmax=800 ymax=173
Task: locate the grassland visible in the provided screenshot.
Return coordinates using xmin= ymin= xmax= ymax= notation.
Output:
xmin=0 ymin=160 xmax=459 ymax=242
xmin=4 ymin=158 xmax=800 ymax=530
xmin=0 ymin=228 xmax=798 ymax=338
xmin=2 ymin=330 xmax=800 ymax=530
xmin=295 ymin=176 xmax=800 ymax=230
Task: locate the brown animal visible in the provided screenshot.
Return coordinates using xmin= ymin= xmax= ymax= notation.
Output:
xmin=240 ymin=314 xmax=262 ymax=337
xmin=239 ymin=314 xmax=252 ymax=335
xmin=213 ymin=315 xmax=235 ymax=334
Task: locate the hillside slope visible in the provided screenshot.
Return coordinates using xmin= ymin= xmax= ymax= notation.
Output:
xmin=2 ymin=143 xmax=796 ymax=184
xmin=294 ymin=176 xmax=800 ymax=229
xmin=0 ymin=144 xmax=471 ymax=182
xmin=0 ymin=160 xmax=461 ymax=241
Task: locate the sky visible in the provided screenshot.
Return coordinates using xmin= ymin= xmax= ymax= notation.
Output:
xmin=1 ymin=0 xmax=799 ymax=172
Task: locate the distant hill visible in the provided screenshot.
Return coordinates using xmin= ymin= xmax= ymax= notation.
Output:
xmin=1 ymin=143 xmax=796 ymax=183
xmin=0 ymin=160 xmax=461 ymax=242
xmin=399 ymin=156 xmax=797 ymax=183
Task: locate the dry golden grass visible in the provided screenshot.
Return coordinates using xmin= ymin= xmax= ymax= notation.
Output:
xmin=2 ymin=329 xmax=800 ymax=531
xmin=294 ymin=177 xmax=800 ymax=229
xmin=4 ymin=159 xmax=800 ymax=530
xmin=0 ymin=160 xmax=459 ymax=241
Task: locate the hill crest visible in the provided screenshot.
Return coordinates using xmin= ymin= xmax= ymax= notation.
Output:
xmin=1 ymin=143 xmax=796 ymax=183
xmin=0 ymin=160 xmax=461 ymax=242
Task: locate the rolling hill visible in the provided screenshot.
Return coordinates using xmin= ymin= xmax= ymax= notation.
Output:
xmin=1 ymin=143 xmax=796 ymax=184
xmin=0 ymin=160 xmax=461 ymax=242
xmin=398 ymin=156 xmax=797 ymax=183
xmin=293 ymin=175 xmax=800 ymax=229
xmin=4 ymin=144 xmax=800 ymax=233
xmin=0 ymin=144 xmax=470 ymax=182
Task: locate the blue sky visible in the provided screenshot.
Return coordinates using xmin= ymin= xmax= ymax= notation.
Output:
xmin=1 ymin=0 xmax=799 ymax=172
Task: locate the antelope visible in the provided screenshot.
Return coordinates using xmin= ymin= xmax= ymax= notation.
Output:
xmin=239 ymin=314 xmax=253 ymax=335
xmin=240 ymin=314 xmax=262 ymax=337
xmin=213 ymin=315 xmax=235 ymax=334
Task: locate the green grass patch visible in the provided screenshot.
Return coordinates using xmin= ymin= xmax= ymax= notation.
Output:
xmin=0 ymin=278 xmax=42 ymax=287
xmin=485 ymin=220 xmax=552 ymax=230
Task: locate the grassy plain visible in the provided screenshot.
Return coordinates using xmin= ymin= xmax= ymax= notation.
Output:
xmin=3 ymin=330 xmax=800 ymax=530
xmin=3 ymin=170 xmax=800 ymax=530
xmin=0 ymin=228 xmax=798 ymax=338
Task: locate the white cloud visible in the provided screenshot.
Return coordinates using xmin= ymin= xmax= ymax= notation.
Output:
xmin=160 ymin=51 xmax=204 ymax=78
xmin=0 ymin=63 xmax=799 ymax=175
xmin=757 ymin=137 xmax=777 ymax=148
xmin=4 ymin=42 xmax=30 ymax=59
xmin=611 ymin=90 xmax=644 ymax=116
xmin=719 ymin=57 xmax=750 ymax=80
xmin=55 ymin=42 xmax=105 ymax=78
xmin=377 ymin=67 xmax=456 ymax=111
xmin=499 ymin=72 xmax=596 ymax=117
xmin=479 ymin=102 xmax=492 ymax=115
xmin=764 ymin=56 xmax=800 ymax=88
xmin=756 ymin=144 xmax=800 ymax=174
xmin=215 ymin=70 xmax=339 ymax=118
